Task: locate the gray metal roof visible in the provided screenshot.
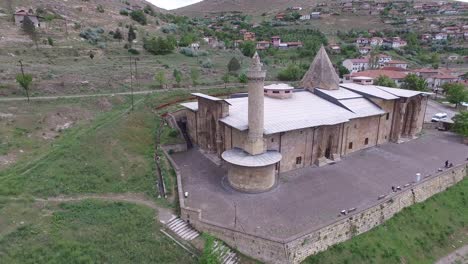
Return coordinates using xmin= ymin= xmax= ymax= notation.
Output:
xmin=220 ymin=91 xmax=356 ymax=134
xmin=191 ymin=93 xmax=223 ymax=101
xmin=339 ymin=98 xmax=385 ymax=118
xmin=180 ymin=102 xmax=198 ymax=111
xmin=375 ymin=86 xmax=429 ymax=98
xmin=222 ymin=148 xmax=282 ymax=167
xmin=316 ymin=87 xmax=363 ymax=100
xmin=340 ymin=83 xmax=399 ymax=100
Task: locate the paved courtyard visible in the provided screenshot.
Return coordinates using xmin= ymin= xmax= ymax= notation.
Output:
xmin=171 ymin=131 xmax=467 ymax=240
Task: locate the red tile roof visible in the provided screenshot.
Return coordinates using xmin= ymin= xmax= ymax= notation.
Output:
xmin=350 ymin=70 xmax=408 ymax=79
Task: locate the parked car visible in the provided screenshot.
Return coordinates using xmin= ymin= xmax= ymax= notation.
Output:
xmin=431 ymin=113 xmax=448 ymax=122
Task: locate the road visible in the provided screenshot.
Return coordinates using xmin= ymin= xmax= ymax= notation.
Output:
xmin=0 ymin=83 xmax=246 ymax=102
xmin=424 ymin=99 xmax=458 ymax=123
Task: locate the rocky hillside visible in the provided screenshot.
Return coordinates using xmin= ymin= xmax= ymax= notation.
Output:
xmin=174 ymin=0 xmax=325 ymax=16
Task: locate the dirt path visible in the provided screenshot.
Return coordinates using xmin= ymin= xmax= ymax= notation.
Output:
xmin=10 ymin=193 xmax=176 ymax=224
xmin=0 ymin=83 xmax=243 ymax=102
xmin=435 ymin=245 xmax=468 ymax=264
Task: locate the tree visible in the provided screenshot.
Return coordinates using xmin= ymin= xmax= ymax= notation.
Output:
xmin=173 ymin=69 xmax=182 ymax=87
xmin=368 ymin=52 xmax=380 ymax=70
xmin=154 ymin=71 xmax=166 ymax=89
xmin=444 ymin=83 xmax=468 ymax=107
xmin=453 ymin=111 xmax=468 ymax=138
xmin=143 ymin=36 xmax=175 ymax=55
xmin=374 ymin=75 xmax=397 ymax=87
xmin=22 ymin=16 xmax=39 ymax=49
xmin=16 ymin=61 xmax=33 ymax=103
xmin=277 ymin=64 xmax=306 ymax=81
xmin=113 ymin=28 xmax=123 ymax=42
xmin=127 ymin=26 xmax=136 ymax=47
xmin=238 ymin=73 xmax=248 ymax=84
xmin=190 ymin=68 xmax=200 ymax=86
xmin=227 ymin=57 xmax=241 ymax=73
xmin=240 ymin=41 xmax=256 ymax=57
xmin=222 ymin=73 xmax=230 ymax=88
xmin=401 ymin=73 xmax=428 ymax=91
xmin=338 ymin=65 xmax=350 ymax=78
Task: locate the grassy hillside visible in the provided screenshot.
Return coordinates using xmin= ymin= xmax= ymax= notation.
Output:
xmin=304 ymin=178 xmax=468 ymax=264
xmin=0 ymin=198 xmax=195 ymax=263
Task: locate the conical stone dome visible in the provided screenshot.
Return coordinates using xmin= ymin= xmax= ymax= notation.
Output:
xmin=300 ymin=46 xmax=340 ymax=91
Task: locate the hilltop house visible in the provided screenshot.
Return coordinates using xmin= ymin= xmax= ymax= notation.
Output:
xmin=343 ymin=58 xmax=369 ymax=73
xmin=14 ymin=9 xmax=40 ymax=28
xmin=344 ymin=70 xmax=408 ymax=87
xmin=244 ymin=32 xmax=256 ymax=41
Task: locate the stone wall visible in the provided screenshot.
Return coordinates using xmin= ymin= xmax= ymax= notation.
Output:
xmin=341 ymin=116 xmax=380 ymax=155
xmin=287 ymin=163 xmax=467 ymax=263
xmin=165 ymin=140 xmax=467 ymax=264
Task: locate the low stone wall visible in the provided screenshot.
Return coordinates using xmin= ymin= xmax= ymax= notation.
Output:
xmin=165 ymin=144 xmax=468 ymax=264
xmin=287 ymin=163 xmax=466 ymax=263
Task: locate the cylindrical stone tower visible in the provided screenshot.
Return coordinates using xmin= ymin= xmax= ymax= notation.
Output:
xmin=245 ymin=52 xmax=266 ymax=156
xmin=221 ymin=52 xmax=282 ymax=193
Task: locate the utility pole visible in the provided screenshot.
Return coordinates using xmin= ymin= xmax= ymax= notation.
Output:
xmin=134 ymin=57 xmax=139 ymax=91
xmin=19 ymin=60 xmax=25 ymax=77
xmin=129 ymin=55 xmax=134 ymax=111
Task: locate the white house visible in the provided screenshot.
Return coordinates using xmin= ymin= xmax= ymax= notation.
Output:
xmin=343 ymin=58 xmax=369 ymax=73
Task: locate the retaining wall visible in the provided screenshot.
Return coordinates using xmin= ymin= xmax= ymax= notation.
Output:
xmin=164 ymin=145 xmax=467 ymax=264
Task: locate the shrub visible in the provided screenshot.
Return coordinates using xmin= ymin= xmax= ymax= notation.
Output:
xmin=130 ymin=10 xmax=147 ymax=25
xmin=79 ymin=27 xmax=105 ymax=45
xmin=143 ymin=37 xmax=175 ymax=55
xmin=200 ymin=59 xmax=213 ymax=68
xmin=96 ymin=4 xmax=104 ymax=13
xmin=47 ymin=37 xmax=54 ymax=46
xmin=180 ymin=47 xmax=197 ymax=57
xmin=161 ymin=23 xmax=177 ymax=33
xmin=168 ymin=130 xmax=179 ymax=138
xmin=127 ymin=48 xmax=140 ymax=55
xmin=119 ymin=9 xmax=129 ymax=16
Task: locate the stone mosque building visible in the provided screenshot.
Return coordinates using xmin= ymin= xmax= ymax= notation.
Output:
xmin=180 ymin=46 xmax=429 ymax=193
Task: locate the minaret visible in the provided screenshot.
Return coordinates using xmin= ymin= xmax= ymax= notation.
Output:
xmin=245 ymin=52 xmax=266 ymax=155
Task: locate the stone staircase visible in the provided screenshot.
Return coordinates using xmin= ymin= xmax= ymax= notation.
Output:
xmin=213 ymin=241 xmax=239 ymax=264
xmin=165 ymin=217 xmax=200 ymax=241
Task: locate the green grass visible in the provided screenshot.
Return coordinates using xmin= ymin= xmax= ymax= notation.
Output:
xmin=0 ymin=87 xmax=245 ymax=198
xmin=0 ymin=199 xmax=196 ymax=264
xmin=304 ymin=178 xmax=468 ymax=264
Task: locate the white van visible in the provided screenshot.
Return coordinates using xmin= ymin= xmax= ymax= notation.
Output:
xmin=431 ymin=113 xmax=448 ymax=122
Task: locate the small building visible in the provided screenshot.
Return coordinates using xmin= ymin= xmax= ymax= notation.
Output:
xmin=385 ymin=60 xmax=408 ymax=69
xmin=342 ymin=58 xmax=369 ymax=73
xmin=344 ymin=70 xmax=408 ymax=87
xmin=190 ymin=42 xmax=200 ymax=50
xmin=434 ymin=33 xmax=448 ymax=40
xmin=256 ymin=41 xmax=270 ymax=50
xmin=275 ymin=13 xmax=285 ymax=20
xmin=271 ymin=36 xmax=281 ymax=47
xmin=14 ymin=9 xmax=40 ymax=28
xmin=358 ymin=46 xmax=372 ymax=55
xmin=329 ymin=44 xmax=341 ymax=53
xmin=377 ymin=54 xmax=392 ymax=64
xmin=243 ymin=32 xmax=256 ymax=41
xmin=311 ymin=12 xmax=321 ymax=19
xmin=370 ymin=37 xmax=383 ymax=47
xmin=356 ymin=37 xmax=369 ymax=45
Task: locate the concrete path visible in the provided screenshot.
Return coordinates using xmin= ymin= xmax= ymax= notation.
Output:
xmin=435 ymin=245 xmax=468 ymax=264
xmin=172 ymin=131 xmax=468 ymax=239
